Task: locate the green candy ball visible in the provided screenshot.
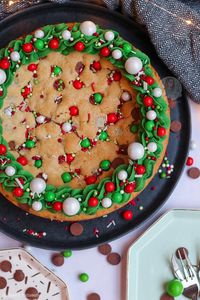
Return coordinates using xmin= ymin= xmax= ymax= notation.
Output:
xmin=166 ymin=279 xmax=183 ymax=297
xmin=25 ymin=139 xmax=35 ymax=148
xmin=145 ymin=120 xmax=154 ymax=131
xmin=53 ymin=66 xmax=62 ymax=76
xmin=45 ymin=191 xmax=55 ymax=202
xmin=93 ymin=93 xmax=103 ymax=104
xmin=130 ymin=124 xmax=138 ymax=134
xmin=123 ymin=43 xmax=132 ymax=53
xmin=34 ymin=39 xmax=44 ymax=50
xmin=160 ymin=172 xmax=167 ymax=179
xmin=34 ymin=159 xmax=42 ymax=168
xmin=61 ymin=172 xmax=72 ymax=183
xmin=62 ymin=250 xmax=72 ymax=258
xmin=100 ymin=160 xmax=111 ymax=171
xmin=79 ymin=273 xmax=89 ymax=282
xmin=81 ymin=138 xmax=91 ymax=148
xmin=112 ymin=192 xmax=123 ymax=203
xmin=99 ymin=131 xmax=108 ymax=141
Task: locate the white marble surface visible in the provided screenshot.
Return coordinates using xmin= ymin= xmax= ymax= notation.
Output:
xmin=0 ymin=99 xmax=199 ymax=300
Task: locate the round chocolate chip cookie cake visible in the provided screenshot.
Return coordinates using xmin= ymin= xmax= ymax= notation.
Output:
xmin=0 ymin=21 xmax=170 ymax=221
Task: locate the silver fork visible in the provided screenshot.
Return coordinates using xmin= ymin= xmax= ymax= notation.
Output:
xmin=171 ymin=249 xmax=199 ymax=300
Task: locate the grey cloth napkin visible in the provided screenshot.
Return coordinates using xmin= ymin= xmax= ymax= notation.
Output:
xmin=0 ymin=0 xmax=200 ymax=102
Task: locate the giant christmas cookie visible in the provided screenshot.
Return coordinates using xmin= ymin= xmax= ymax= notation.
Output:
xmin=0 ymin=21 xmax=170 ymax=221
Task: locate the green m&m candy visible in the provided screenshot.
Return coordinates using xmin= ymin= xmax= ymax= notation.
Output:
xmin=93 ymin=93 xmax=103 ymax=104
xmin=80 ymin=138 xmax=91 ymax=148
xmin=79 ymin=273 xmax=89 ymax=282
xmin=145 ymin=120 xmax=154 ymax=131
xmin=100 ymin=160 xmax=111 ymax=171
xmin=123 ymin=42 xmax=132 ymax=54
xmin=166 ymin=279 xmax=183 ymax=297
xmin=62 ymin=249 xmax=72 ymax=258
xmin=99 ymin=131 xmax=108 ymax=141
xmin=130 ymin=124 xmax=138 ymax=134
xmin=112 ymin=191 xmax=122 ymax=203
xmin=45 ymin=191 xmax=55 ymax=202
xmin=61 ymin=172 xmax=72 ymax=183
xmin=34 ymin=39 xmax=44 ymax=50
xmin=52 ymin=65 xmax=62 ymax=77
xmin=34 ymin=159 xmax=42 ymax=168
xmin=25 ymin=139 xmax=35 ymax=148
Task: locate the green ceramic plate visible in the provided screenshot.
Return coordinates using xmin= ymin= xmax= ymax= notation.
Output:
xmin=127 ymin=209 xmax=200 ymax=300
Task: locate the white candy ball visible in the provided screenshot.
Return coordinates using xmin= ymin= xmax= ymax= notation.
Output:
xmin=32 ymin=201 xmax=42 ymax=211
xmin=0 ymin=69 xmax=6 ymax=85
xmin=62 ymin=30 xmax=71 ymax=40
xmin=34 ymin=29 xmax=44 ymax=39
xmin=117 ymin=170 xmax=128 ymax=181
xmin=125 ymin=57 xmax=143 ymax=75
xmin=63 ymin=197 xmax=80 ymax=216
xmin=62 ymin=122 xmax=72 ymax=133
xmin=80 ymin=21 xmax=96 ymax=36
xmin=121 ymin=91 xmax=131 ymax=101
xmin=104 ymin=31 xmax=115 ymax=41
xmin=190 ymin=140 xmax=197 ymax=150
xmin=5 ymin=166 xmax=16 ymax=176
xmin=10 ymin=51 xmax=20 ymax=62
xmin=4 ymin=106 xmax=12 ymax=117
xmin=30 ymin=178 xmax=46 ymax=194
xmin=36 ymin=115 xmax=45 ymax=124
xmin=128 ymin=142 xmax=145 ymax=160
xmin=153 ymin=87 xmax=162 ymax=98
xmin=112 ymin=49 xmax=122 ymax=60
xmin=147 ymin=142 xmax=157 ymax=152
xmin=146 ymin=110 xmax=157 ymax=120
xmin=101 ymin=197 xmax=112 ymax=208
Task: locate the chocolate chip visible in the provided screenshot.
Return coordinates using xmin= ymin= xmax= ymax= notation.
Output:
xmin=107 ymin=252 xmax=121 ymax=265
xmin=51 ymin=253 xmax=64 ymax=267
xmin=0 ymin=260 xmax=12 ymax=272
xmin=176 ymin=247 xmax=189 ymax=259
xmin=118 ymin=145 xmax=128 ymax=155
xmin=70 ymin=222 xmax=84 ymax=236
xmin=25 ymin=287 xmax=40 ymax=299
xmin=170 ymin=120 xmax=182 ymax=133
xmin=87 ymin=293 xmax=101 ymax=300
xmin=14 ymin=269 xmax=25 ymax=282
xmin=19 ymin=204 xmax=30 ymax=211
xmin=111 ymin=157 xmax=125 ymax=169
xmin=168 ymin=98 xmax=176 ymax=109
xmin=160 ymin=293 xmax=174 ymax=300
xmin=75 ymin=61 xmax=85 ymax=74
xmin=188 ymin=167 xmax=200 ymax=179
xmin=8 ymin=140 xmax=16 ymax=150
xmin=131 ymin=107 xmax=140 ymax=121
xmin=54 ymin=95 xmax=63 ymax=104
xmin=0 ymin=277 xmax=7 ymax=289
xmin=98 ymin=243 xmax=112 ymax=255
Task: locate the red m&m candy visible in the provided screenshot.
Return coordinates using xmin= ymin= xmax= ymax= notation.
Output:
xmin=122 ymin=210 xmax=133 ymax=220
xmin=157 ymin=127 xmax=166 ymax=137
xmin=74 ymin=42 xmax=85 ymax=52
xmin=17 ymin=156 xmax=28 ymax=166
xmin=0 ymin=58 xmax=10 ymax=70
xmin=22 ymin=43 xmax=33 ymax=53
xmin=0 ymin=144 xmax=7 ymax=155
xmin=49 ymin=38 xmax=59 ymax=49
xmin=143 ymin=96 xmax=153 ymax=107
xmin=53 ymin=201 xmax=63 ymax=211
xmin=124 ymin=183 xmax=135 ymax=193
xmin=88 ymin=197 xmax=99 ymax=207
xmin=85 ymin=175 xmax=97 ymax=185
xmin=100 ymin=47 xmax=110 ymax=57
xmin=105 ymin=182 xmax=115 ymax=192
xmin=13 ymin=187 xmax=24 ymax=197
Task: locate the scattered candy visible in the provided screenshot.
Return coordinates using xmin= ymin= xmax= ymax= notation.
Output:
xmin=79 ymin=272 xmax=89 ymax=282
xmin=51 ymin=253 xmax=64 ymax=267
xmin=69 ymin=222 xmax=84 ymax=236
xmin=186 ymin=156 xmax=194 ymax=166
xmin=170 ymin=120 xmax=182 ymax=133
xmin=107 ymin=252 xmax=121 ymax=265
xmin=98 ymin=243 xmax=112 ymax=256
xmin=166 ymin=279 xmax=183 ymax=297
xmin=62 ymin=250 xmax=72 ymax=258
xmin=87 ymin=293 xmax=101 ymax=300
xmin=188 ymin=167 xmax=200 ymax=179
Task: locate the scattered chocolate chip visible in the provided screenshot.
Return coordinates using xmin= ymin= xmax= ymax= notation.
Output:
xmin=70 ymin=222 xmax=84 ymax=236
xmin=176 ymin=247 xmax=189 ymax=259
xmin=168 ymin=98 xmax=176 ymax=109
xmin=188 ymin=167 xmax=200 ymax=179
xmin=107 ymin=252 xmax=121 ymax=265
xmin=131 ymin=107 xmax=140 ymax=121
xmin=54 ymin=95 xmax=63 ymax=104
xmin=8 ymin=140 xmax=16 ymax=150
xmin=0 ymin=260 xmax=12 ymax=272
xmin=25 ymin=287 xmax=40 ymax=299
xmin=87 ymin=293 xmax=101 ymax=300
xmin=170 ymin=120 xmax=182 ymax=133
xmin=111 ymin=157 xmax=125 ymax=169
xmin=98 ymin=243 xmax=112 ymax=255
xmin=75 ymin=61 xmax=85 ymax=74
xmin=14 ymin=269 xmax=25 ymax=282
xmin=51 ymin=253 xmax=64 ymax=267
xmin=160 ymin=293 xmax=174 ymax=300
xmin=118 ymin=145 xmax=128 ymax=155
xmin=0 ymin=277 xmax=7 ymax=289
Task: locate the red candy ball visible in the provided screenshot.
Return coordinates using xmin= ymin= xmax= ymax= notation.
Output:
xmin=92 ymin=60 xmax=101 ymax=71
xmin=143 ymin=96 xmax=153 ymax=107
xmin=107 ymin=113 xmax=118 ymax=124
xmin=49 ymin=38 xmax=59 ymax=49
xmin=13 ymin=187 xmax=24 ymax=197
xmin=186 ymin=156 xmax=194 ymax=166
xmin=0 ymin=58 xmax=10 ymax=70
xmin=85 ymin=175 xmax=97 ymax=185
xmin=17 ymin=156 xmax=28 ymax=166
xmin=122 ymin=210 xmax=133 ymax=220
xmin=145 ymin=76 xmax=154 ymax=85
xmin=88 ymin=197 xmax=99 ymax=207
xmin=52 ymin=202 xmax=62 ymax=211
xmin=22 ymin=43 xmax=33 ymax=53
xmin=157 ymin=127 xmax=166 ymax=137
xmin=0 ymin=144 xmax=7 ymax=155
xmin=124 ymin=183 xmax=135 ymax=193
xmin=28 ymin=63 xmax=37 ymax=72
xmin=100 ymin=47 xmax=110 ymax=57
xmin=73 ymin=80 xmax=83 ymax=89
xmin=66 ymin=153 xmax=74 ymax=164
xmin=74 ymin=41 xmax=85 ymax=52
xmin=105 ymin=182 xmax=115 ymax=192
xmin=136 ymin=165 xmax=146 ymax=175
xmin=113 ymin=71 xmax=121 ymax=81
xmin=69 ymin=105 xmax=79 ymax=116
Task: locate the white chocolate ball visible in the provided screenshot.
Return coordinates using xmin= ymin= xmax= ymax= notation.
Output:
xmin=101 ymin=197 xmax=112 ymax=208
xmin=36 ymin=115 xmax=45 ymax=124
xmin=105 ymin=31 xmax=115 ymax=41
xmin=112 ymin=49 xmax=122 ymax=60
xmin=146 ymin=110 xmax=157 ymax=120
xmin=30 ymin=178 xmax=46 ymax=194
xmin=32 ymin=201 xmax=42 ymax=211
xmin=63 ymin=197 xmax=80 ymax=216
xmin=10 ymin=51 xmax=20 ymax=62
xmin=62 ymin=30 xmax=71 ymax=40
xmin=0 ymin=69 xmax=6 ymax=85
xmin=153 ymin=87 xmax=162 ymax=98
xmin=121 ymin=91 xmax=131 ymax=101
xmin=117 ymin=170 xmax=128 ymax=181
xmin=190 ymin=140 xmax=197 ymax=150
xmin=62 ymin=122 xmax=72 ymax=133
xmin=147 ymin=142 xmax=157 ymax=152
xmin=125 ymin=57 xmax=143 ymax=75
xmin=34 ymin=29 xmax=44 ymax=39
xmin=128 ymin=142 xmax=145 ymax=160
xmin=80 ymin=21 xmax=96 ymax=36
xmin=5 ymin=166 xmax=16 ymax=176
